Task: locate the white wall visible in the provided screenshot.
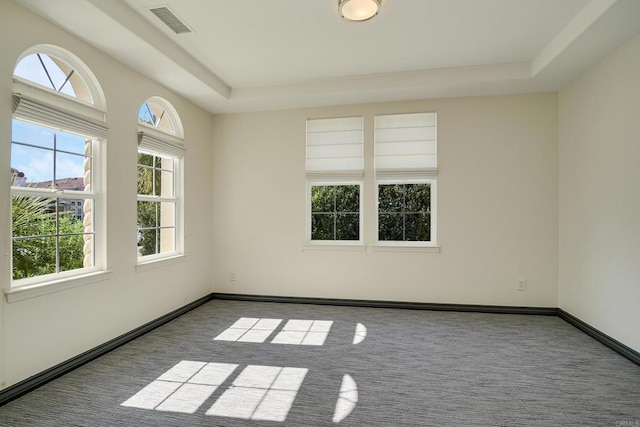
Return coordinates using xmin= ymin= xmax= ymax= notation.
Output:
xmin=0 ymin=1 xmax=213 ymax=388
xmin=212 ymin=94 xmax=559 ymax=307
xmin=559 ymin=35 xmax=640 ymax=353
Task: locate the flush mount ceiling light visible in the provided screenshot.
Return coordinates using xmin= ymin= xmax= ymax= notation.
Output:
xmin=339 ymin=0 xmax=381 ymax=22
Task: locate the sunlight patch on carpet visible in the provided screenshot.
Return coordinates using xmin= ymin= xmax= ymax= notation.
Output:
xmin=333 ymin=374 xmax=358 ymax=423
xmin=353 ymin=323 xmax=367 ymax=345
xmin=213 ymin=318 xmax=282 ymax=343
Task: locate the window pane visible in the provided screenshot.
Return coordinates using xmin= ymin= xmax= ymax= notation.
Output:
xmin=12 ymin=196 xmax=55 ymax=238
xmin=138 ymin=153 xmax=154 ymax=167
xmin=336 ymin=214 xmax=359 ymax=240
xmin=12 ymin=237 xmax=57 ymax=280
xmin=154 ymin=164 xmax=162 ymax=196
xmin=11 ymin=119 xmax=55 ymax=149
xmin=139 ymin=100 xmax=175 ymax=134
xmin=311 ymin=185 xmax=360 ymax=241
xmin=138 ymin=229 xmax=158 ymax=256
xmin=378 ymin=213 xmax=403 ymax=241
xmin=405 ymin=213 xmax=430 ymax=241
xmin=58 ymin=201 xmax=86 ymax=234
xmin=378 ymin=185 xmax=403 ymax=212
xmin=137 ymin=166 xmax=153 ymax=195
xmin=137 ymin=201 xmax=158 ymax=228
xmin=311 ymin=186 xmax=334 ymax=213
xmin=14 ymin=54 xmax=92 ymax=102
xmin=406 ymin=184 xmax=430 ymax=213
xmin=56 ymin=152 xmax=86 ymax=185
xmin=83 ymin=233 xmax=94 ymax=268
xmin=335 ymin=185 xmax=359 ymax=212
xmin=159 ymin=202 xmax=176 ymax=228
xmin=82 ymin=199 xmax=93 ymax=225
xmin=14 ymin=54 xmax=57 ymax=91
xmin=56 ymin=132 xmax=87 ymax=155
xmin=58 ymin=234 xmax=85 ymax=272
xmin=378 ymin=183 xmax=432 ymax=242
xmin=159 ymin=167 xmax=174 ymax=198
xmin=11 ymin=144 xmax=53 ymax=187
xmin=159 ymin=227 xmax=176 ymax=253
xmin=311 ymin=213 xmax=334 ymax=240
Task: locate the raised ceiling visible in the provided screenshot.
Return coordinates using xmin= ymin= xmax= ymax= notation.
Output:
xmin=14 ymin=0 xmax=640 ymax=113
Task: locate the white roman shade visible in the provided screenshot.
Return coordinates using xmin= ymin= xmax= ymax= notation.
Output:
xmin=306 ymin=116 xmax=363 ymax=177
xmin=138 ymin=127 xmax=185 ymax=158
xmin=375 ymin=112 xmax=437 ymax=179
xmin=13 ymin=92 xmax=108 ymax=139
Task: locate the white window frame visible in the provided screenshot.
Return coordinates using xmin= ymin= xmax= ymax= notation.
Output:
xmin=9 ymin=138 xmax=106 ymax=287
xmin=7 ymin=46 xmax=109 ymax=299
xmin=305 ymin=178 xmax=364 ymax=246
xmin=305 ymin=116 xmax=364 ymax=247
xmin=375 ymin=177 xmax=437 ymax=248
xmin=136 ymin=149 xmax=183 ymax=263
xmin=374 ymin=112 xmax=438 ymax=249
xmin=136 ymin=99 xmax=185 ymax=266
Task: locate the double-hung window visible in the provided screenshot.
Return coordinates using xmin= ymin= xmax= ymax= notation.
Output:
xmin=306 ymin=117 xmax=364 ymax=245
xmin=137 ymin=98 xmax=184 ymax=262
xmin=10 ymin=48 xmax=107 ymax=291
xmin=374 ymin=112 xmax=437 ymax=246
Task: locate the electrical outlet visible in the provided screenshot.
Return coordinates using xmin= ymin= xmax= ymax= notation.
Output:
xmin=517 ymin=279 xmax=526 ymax=291
xmin=229 ymin=272 xmax=236 ymax=282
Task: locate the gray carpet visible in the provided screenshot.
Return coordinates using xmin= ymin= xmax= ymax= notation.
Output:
xmin=0 ymin=300 xmax=639 ymax=426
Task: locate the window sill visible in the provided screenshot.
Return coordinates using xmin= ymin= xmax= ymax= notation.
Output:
xmin=136 ymin=254 xmax=187 ymax=272
xmin=303 ymin=244 xmax=367 ymax=252
xmin=5 ymin=270 xmax=113 ymax=303
xmin=371 ymin=244 xmax=440 ymax=253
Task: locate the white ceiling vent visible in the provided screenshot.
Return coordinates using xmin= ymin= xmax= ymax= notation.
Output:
xmin=149 ymin=6 xmax=192 ymax=34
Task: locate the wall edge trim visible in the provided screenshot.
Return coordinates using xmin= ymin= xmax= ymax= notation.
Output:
xmin=210 ymin=292 xmax=559 ymax=315
xmin=558 ymin=308 xmax=640 ymax=366
xmin=0 ymin=294 xmax=211 ymax=407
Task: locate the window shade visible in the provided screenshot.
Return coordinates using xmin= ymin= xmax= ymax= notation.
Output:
xmin=138 ymin=130 xmax=185 ymax=158
xmin=375 ymin=112 xmax=436 ymax=178
xmin=306 ymin=116 xmax=363 ymax=176
xmin=13 ymin=93 xmax=108 ymax=139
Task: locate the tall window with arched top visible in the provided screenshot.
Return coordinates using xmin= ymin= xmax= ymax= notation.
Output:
xmin=137 ymin=97 xmax=184 ymax=262
xmin=10 ymin=45 xmax=107 ymax=290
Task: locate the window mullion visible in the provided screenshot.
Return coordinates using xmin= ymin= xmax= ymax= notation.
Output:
xmin=402 ymin=185 xmax=406 ymax=241
xmin=152 ymin=156 xmax=157 ymax=196
xmin=55 ymin=200 xmax=60 ymax=273
xmin=154 ymin=202 xmax=159 ymax=255
xmin=53 ymin=133 xmax=57 ymax=188
xmin=333 ymin=185 xmax=338 ymax=240
xmin=137 ymin=195 xmax=175 ymax=203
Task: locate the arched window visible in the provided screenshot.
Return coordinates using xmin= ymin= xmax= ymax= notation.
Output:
xmin=138 ymin=97 xmax=182 ymax=137
xmin=136 ymin=97 xmax=184 ymax=262
xmin=10 ymin=45 xmax=107 ymax=293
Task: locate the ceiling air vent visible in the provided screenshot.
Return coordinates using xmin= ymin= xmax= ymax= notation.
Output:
xmin=149 ymin=6 xmax=192 ymax=34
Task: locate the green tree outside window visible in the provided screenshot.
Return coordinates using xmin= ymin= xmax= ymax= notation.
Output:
xmin=311 ymin=185 xmax=360 ymax=241
xmin=378 ymin=183 xmax=430 ymax=241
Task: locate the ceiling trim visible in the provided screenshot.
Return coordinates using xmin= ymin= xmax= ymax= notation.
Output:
xmin=531 ymin=0 xmax=618 ymax=77
xmin=231 ymin=63 xmax=532 ymax=101
xmin=85 ymin=0 xmax=230 ymax=99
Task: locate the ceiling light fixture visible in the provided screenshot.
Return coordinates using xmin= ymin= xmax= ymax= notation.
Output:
xmin=339 ymin=0 xmax=380 ymax=22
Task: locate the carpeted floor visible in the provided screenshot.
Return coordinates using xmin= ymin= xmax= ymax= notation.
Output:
xmin=1 ymin=300 xmax=639 ymax=426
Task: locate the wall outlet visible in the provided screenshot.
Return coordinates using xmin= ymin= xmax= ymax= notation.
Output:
xmin=517 ymin=278 xmax=527 ymax=291
xmin=229 ymin=272 xmax=236 ymax=282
